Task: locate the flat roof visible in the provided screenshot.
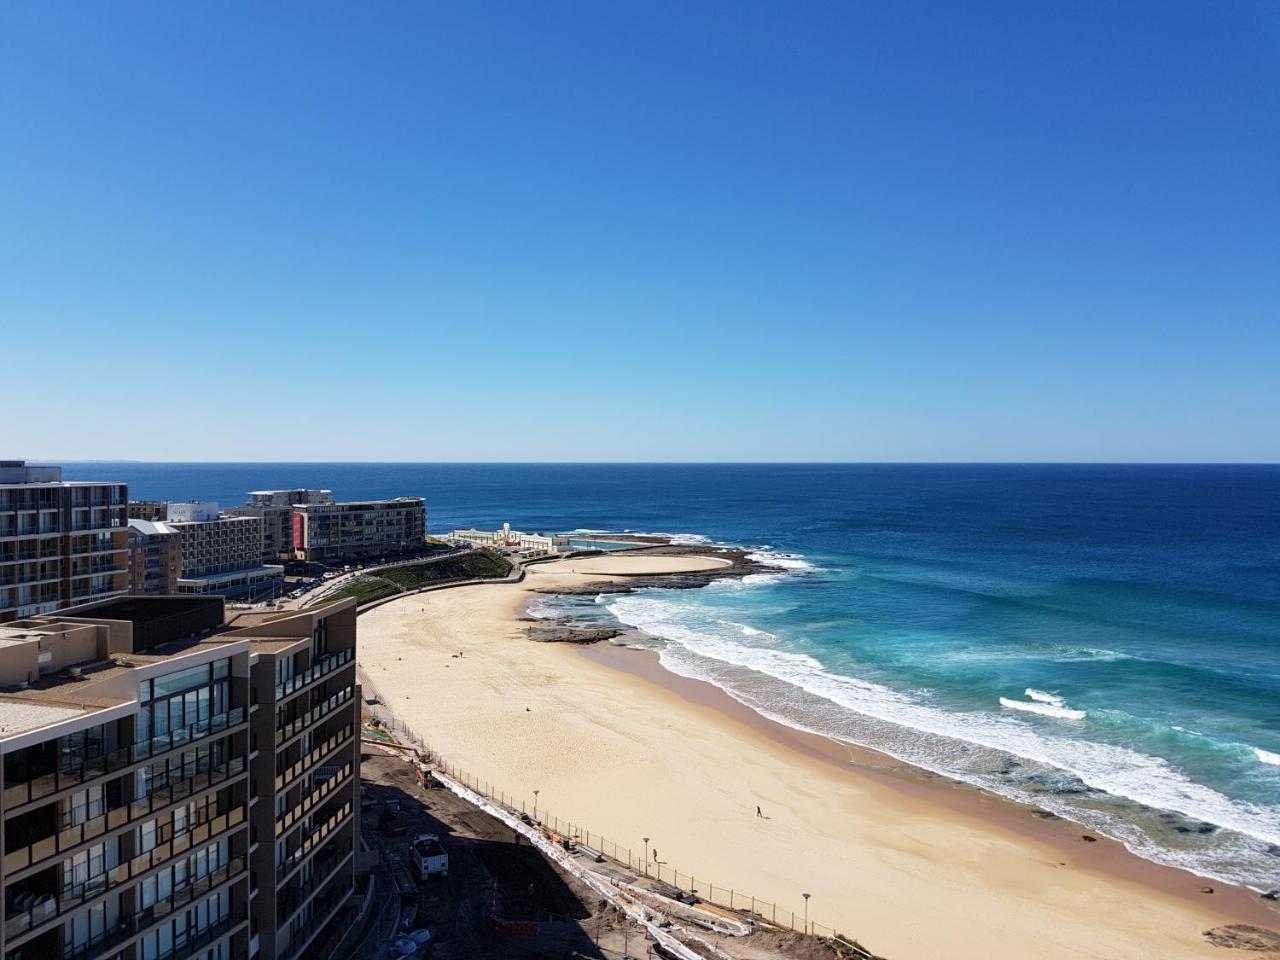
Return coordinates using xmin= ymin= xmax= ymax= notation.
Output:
xmin=68 ymin=596 xmax=222 ymax=625
xmin=0 ymin=699 xmax=93 ymax=736
xmin=128 ymin=518 xmax=178 ymax=536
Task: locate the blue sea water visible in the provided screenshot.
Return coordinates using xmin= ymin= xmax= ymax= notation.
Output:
xmin=61 ymin=462 xmax=1280 ymax=887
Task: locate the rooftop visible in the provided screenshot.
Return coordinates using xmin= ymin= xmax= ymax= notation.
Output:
xmin=0 ymin=699 xmax=92 ymax=736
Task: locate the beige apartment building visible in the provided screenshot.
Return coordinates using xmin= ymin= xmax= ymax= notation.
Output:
xmin=219 ymin=508 xmax=291 ymax=565
xmin=126 ymin=522 xmax=182 ymax=596
xmin=0 ymin=594 xmax=360 ymax=960
xmin=0 ymin=462 xmax=129 ymax=624
xmin=291 ymin=497 xmax=426 ymax=564
xmin=161 ymin=506 xmax=282 ymax=599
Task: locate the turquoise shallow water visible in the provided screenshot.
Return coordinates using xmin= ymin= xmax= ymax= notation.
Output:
xmin=65 ymin=462 xmax=1280 ymax=888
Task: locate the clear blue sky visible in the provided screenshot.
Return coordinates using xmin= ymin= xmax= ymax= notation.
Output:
xmin=2 ymin=2 xmax=1277 ymax=462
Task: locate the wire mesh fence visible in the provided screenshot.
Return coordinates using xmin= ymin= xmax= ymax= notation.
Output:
xmin=357 ymin=668 xmax=847 ymax=941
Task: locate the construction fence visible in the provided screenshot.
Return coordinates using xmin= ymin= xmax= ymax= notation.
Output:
xmin=359 ymin=669 xmax=846 ymax=942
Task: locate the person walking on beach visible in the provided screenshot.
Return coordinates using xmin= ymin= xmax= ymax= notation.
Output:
xmin=756 ymin=805 xmax=763 ymax=818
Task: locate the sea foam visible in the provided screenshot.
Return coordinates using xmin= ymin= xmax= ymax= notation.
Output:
xmin=747 ymin=550 xmax=814 ymax=570
xmin=1255 ymin=748 xmax=1280 ymax=767
xmin=1025 ymin=688 xmax=1066 ymax=706
xmin=999 ymin=697 xmax=1086 ymax=721
xmin=602 ymin=593 xmax=1280 ymax=866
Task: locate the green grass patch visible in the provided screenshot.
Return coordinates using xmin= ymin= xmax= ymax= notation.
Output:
xmin=378 ymin=550 xmax=512 ymax=590
xmin=325 ymin=577 xmax=400 ymax=604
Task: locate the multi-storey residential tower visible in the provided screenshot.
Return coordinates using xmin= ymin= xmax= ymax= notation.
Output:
xmin=290 ymin=498 xmax=426 ymax=564
xmin=0 ymin=594 xmax=360 ymax=960
xmin=126 ymin=522 xmax=182 ymax=596
xmin=161 ymin=506 xmax=282 ymax=600
xmin=0 ymin=462 xmax=128 ymax=623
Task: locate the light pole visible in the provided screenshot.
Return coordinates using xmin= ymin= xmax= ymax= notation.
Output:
xmin=532 ymin=789 xmax=540 ymax=821
xmin=802 ymin=892 xmax=811 ymax=935
xmin=642 ymin=837 xmax=650 ymax=877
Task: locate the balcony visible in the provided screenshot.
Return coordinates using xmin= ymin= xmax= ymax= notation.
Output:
xmin=274 ymin=647 xmax=354 ymax=700
xmin=132 ymin=856 xmax=247 ymax=932
xmin=2 ymin=758 xmax=246 ymax=875
xmin=2 ymin=894 xmax=56 ymax=939
xmin=275 ymin=686 xmax=354 ymax=743
xmin=3 ymin=810 xmax=246 ymax=943
xmin=68 ymin=563 xmax=125 ymax=579
xmin=274 ymin=724 xmax=353 ymax=793
xmin=276 ymin=841 xmax=354 ymax=952
xmin=275 ymin=762 xmax=352 ymax=837
xmin=150 ymin=912 xmax=243 ymax=960
xmin=275 ymin=801 xmax=353 ymax=883
xmin=65 ymin=541 xmax=126 ymax=559
xmin=0 ymin=571 xmax=59 ymax=587
xmin=3 ymin=709 xmax=246 ymax=809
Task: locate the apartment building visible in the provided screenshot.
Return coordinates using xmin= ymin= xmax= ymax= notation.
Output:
xmin=125 ymin=504 xmax=169 ymax=523
xmin=222 ymin=604 xmax=360 ymax=960
xmin=243 ymin=492 xmax=333 ymax=509
xmin=227 ymin=493 xmax=334 ymax=564
xmin=162 ymin=506 xmax=282 ymax=600
xmin=219 ymin=508 xmax=290 ymax=565
xmin=0 ymin=594 xmax=360 ymax=960
xmin=291 ymin=498 xmax=426 ymax=564
xmin=0 ymin=462 xmax=129 ymax=624
xmin=126 ymin=522 xmax=182 ymax=596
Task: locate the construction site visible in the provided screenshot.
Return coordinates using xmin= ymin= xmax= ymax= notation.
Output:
xmin=334 ymin=721 xmax=885 ymax=960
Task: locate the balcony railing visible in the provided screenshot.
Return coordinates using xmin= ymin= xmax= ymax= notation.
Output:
xmin=276 ymin=802 xmax=353 ymax=883
xmin=3 ymin=813 xmax=245 ymax=943
xmin=3 ymin=709 xmax=246 ymax=809
xmin=132 ymin=856 xmax=246 ymax=931
xmin=275 ymin=687 xmax=354 ymax=742
xmin=2 ymin=759 xmax=246 ymax=875
xmin=274 ymin=648 xmax=354 ymax=700
xmin=275 ymin=762 xmax=352 ymax=837
xmin=276 ymin=842 xmax=354 ymax=951
xmin=63 ymin=539 xmax=126 ymax=557
xmin=151 ymin=912 xmax=242 ymax=960
xmin=274 ymin=725 xmax=353 ymax=793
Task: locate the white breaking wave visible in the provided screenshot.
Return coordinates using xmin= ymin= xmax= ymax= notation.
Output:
xmin=654 ymin=531 xmax=716 ymax=545
xmin=1255 ymin=748 xmax=1280 ymax=767
xmin=1025 ymin=688 xmax=1066 ymax=707
xmin=717 ymin=620 xmax=778 ymax=642
xmin=747 ymin=550 xmax=814 ymax=570
xmin=562 ymin=528 xmax=614 ymax=535
xmin=602 ymin=594 xmax=1280 ymax=859
xmin=1000 ymin=697 xmax=1086 ymax=721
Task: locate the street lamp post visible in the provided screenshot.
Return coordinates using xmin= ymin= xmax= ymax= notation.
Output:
xmin=802 ymin=892 xmax=811 ymax=935
xmin=533 ymin=789 xmax=540 ymax=821
xmin=642 ymin=837 xmax=650 ymax=877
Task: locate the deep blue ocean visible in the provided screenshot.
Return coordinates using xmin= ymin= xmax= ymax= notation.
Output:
xmin=62 ymin=462 xmax=1280 ymax=888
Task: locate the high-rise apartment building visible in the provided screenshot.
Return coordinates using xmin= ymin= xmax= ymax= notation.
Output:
xmin=219 ymin=508 xmax=291 ymax=565
xmin=126 ymin=522 xmax=182 ymax=596
xmin=0 ymin=462 xmax=128 ymax=623
xmin=0 ymin=594 xmax=360 ymax=960
xmin=162 ymin=506 xmax=282 ymax=599
xmin=290 ymin=498 xmax=426 ymax=563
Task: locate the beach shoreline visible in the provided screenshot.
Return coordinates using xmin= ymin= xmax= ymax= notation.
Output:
xmin=357 ymin=554 xmax=1280 ymax=959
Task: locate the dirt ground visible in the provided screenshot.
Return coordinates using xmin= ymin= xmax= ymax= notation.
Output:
xmin=346 ymin=747 xmax=878 ymax=960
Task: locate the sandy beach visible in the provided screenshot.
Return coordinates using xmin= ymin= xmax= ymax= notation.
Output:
xmin=358 ymin=556 xmax=1280 ymax=960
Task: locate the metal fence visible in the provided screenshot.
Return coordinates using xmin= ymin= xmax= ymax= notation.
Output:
xmin=357 ymin=668 xmax=850 ymax=943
